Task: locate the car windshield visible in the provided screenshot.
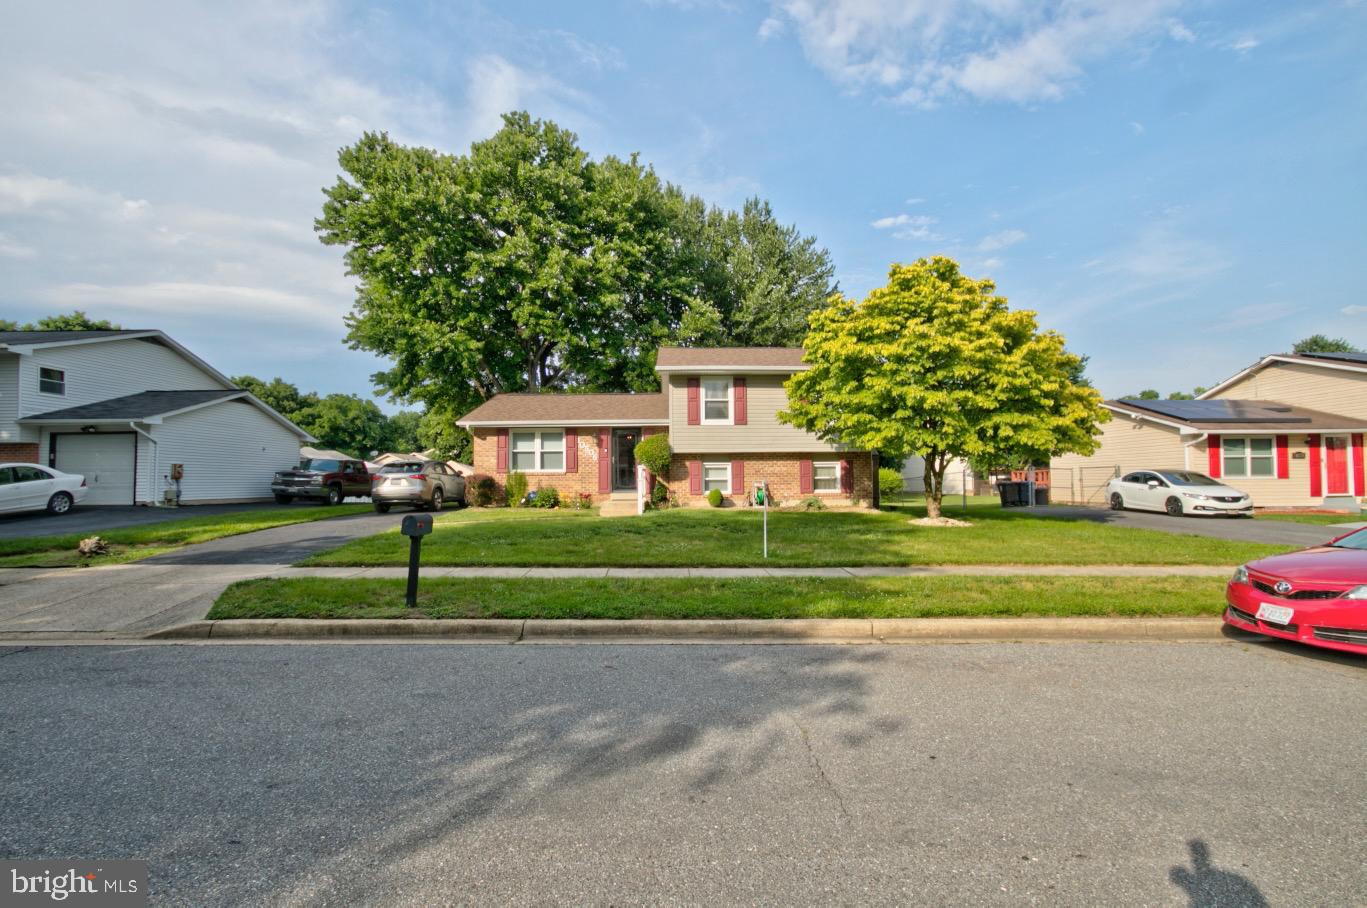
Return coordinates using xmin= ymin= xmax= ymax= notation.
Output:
xmin=1156 ymin=471 xmax=1223 ymax=487
xmin=298 ymin=458 xmax=340 ymax=472
xmin=1329 ymin=528 xmax=1367 ymax=550
xmin=381 ymin=463 xmax=425 ymax=474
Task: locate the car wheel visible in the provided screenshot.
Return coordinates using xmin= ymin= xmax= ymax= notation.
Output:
xmin=274 ymin=493 xmax=293 ymax=505
xmin=373 ymin=502 xmax=391 ymax=514
xmin=430 ymin=488 xmax=444 ymax=512
xmin=1109 ymin=492 xmax=1124 ymax=511
xmin=326 ymin=485 xmax=343 ymax=506
xmin=1165 ymin=496 xmax=1184 ymax=517
xmin=47 ymin=491 xmax=73 ymax=515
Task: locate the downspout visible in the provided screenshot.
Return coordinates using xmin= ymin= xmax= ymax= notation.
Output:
xmin=129 ymin=422 xmax=158 ymax=506
xmin=1181 ymin=433 xmax=1208 ymax=472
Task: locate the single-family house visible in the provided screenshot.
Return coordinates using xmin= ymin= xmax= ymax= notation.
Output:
xmin=455 ymin=347 xmax=875 ymax=508
xmin=1051 ymin=350 xmax=1367 ymax=511
xmin=0 ymin=329 xmax=312 ymax=505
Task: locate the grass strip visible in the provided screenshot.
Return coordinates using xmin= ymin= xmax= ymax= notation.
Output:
xmin=209 ymin=575 xmax=1230 ymax=621
xmin=0 ymin=504 xmax=372 ymax=569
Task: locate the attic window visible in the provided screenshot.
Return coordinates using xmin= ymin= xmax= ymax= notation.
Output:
xmin=39 ymin=367 xmax=65 ymax=395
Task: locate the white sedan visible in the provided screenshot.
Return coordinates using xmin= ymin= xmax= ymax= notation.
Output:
xmin=1106 ymin=470 xmax=1253 ymax=517
xmin=0 ymin=463 xmax=89 ymax=515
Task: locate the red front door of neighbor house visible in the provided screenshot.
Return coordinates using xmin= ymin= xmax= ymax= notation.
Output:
xmin=1325 ymin=436 xmax=1350 ymax=495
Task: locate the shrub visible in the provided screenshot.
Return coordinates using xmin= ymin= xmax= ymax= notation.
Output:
xmin=706 ymin=488 xmax=723 ymax=507
xmin=505 ymin=471 xmax=529 ymax=507
xmin=533 ymin=486 xmax=561 ymax=509
xmin=799 ymin=496 xmax=826 ymax=511
xmin=878 ymin=467 xmax=904 ymax=501
xmin=651 ymin=479 xmax=670 ymax=507
xmin=473 ymin=476 xmax=500 ymax=507
xmin=634 ymin=434 xmax=672 ymax=478
xmin=573 ymin=492 xmax=594 ymax=510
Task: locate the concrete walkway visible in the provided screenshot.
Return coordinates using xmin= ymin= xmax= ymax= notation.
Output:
xmin=0 ymin=561 xmax=1234 ymax=641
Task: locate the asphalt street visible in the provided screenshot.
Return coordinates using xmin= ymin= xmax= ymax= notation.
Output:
xmin=1 ymin=641 xmax=1362 ymax=905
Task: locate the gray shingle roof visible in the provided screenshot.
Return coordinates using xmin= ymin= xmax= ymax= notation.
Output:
xmin=458 ymin=393 xmax=668 ymax=425
xmin=0 ymin=330 xmax=151 ymax=346
xmin=19 ymin=390 xmax=243 ymax=422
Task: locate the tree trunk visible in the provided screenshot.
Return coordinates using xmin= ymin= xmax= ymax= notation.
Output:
xmin=922 ymin=451 xmax=947 ymax=519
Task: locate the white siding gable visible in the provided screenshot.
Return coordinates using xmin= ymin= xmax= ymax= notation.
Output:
xmin=145 ymin=399 xmax=302 ymax=502
xmin=18 ymin=337 xmax=229 ymax=418
xmin=0 ymin=353 xmax=19 ymax=443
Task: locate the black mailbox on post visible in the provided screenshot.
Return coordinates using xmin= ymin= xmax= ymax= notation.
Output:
xmin=400 ymin=514 xmax=433 ymax=607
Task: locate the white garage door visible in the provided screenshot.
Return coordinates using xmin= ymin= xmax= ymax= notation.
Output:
xmin=54 ymin=433 xmax=136 ymax=505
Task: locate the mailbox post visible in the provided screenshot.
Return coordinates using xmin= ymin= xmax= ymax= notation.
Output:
xmin=400 ymin=514 xmax=433 ymax=608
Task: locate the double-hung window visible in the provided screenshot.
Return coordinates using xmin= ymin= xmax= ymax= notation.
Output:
xmin=702 ymin=462 xmax=731 ymax=493
xmin=39 ymin=367 xmax=65 ymax=395
xmin=812 ymin=462 xmax=840 ymax=493
xmin=1221 ymin=437 xmax=1274 ymax=478
xmin=510 ymin=430 xmax=565 ymax=472
xmin=701 ymin=378 xmax=731 ymax=424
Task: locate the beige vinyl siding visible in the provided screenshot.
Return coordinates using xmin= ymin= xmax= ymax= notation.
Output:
xmin=1214 ymin=362 xmax=1367 ymax=421
xmin=1050 ymin=417 xmax=1188 ymax=505
xmin=667 ymin=373 xmax=848 ymax=454
xmin=0 ymin=353 xmax=19 ymax=443
xmin=18 ymin=337 xmax=229 ymax=417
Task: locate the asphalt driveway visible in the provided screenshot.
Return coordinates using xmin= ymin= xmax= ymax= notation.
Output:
xmin=1 ymin=642 xmax=1361 ymax=904
xmin=0 ymin=502 xmax=286 ymax=539
xmin=1036 ymin=505 xmax=1358 ymax=547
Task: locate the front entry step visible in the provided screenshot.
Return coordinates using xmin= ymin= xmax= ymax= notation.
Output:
xmin=598 ymin=499 xmax=638 ymax=518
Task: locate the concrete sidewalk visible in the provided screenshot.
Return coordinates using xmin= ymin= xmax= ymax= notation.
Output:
xmin=0 ymin=561 xmax=1233 ymax=641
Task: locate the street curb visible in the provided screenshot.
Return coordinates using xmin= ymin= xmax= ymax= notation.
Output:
xmin=147 ymin=616 xmax=1226 ymax=644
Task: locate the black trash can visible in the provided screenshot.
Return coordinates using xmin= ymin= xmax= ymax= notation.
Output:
xmin=997 ymin=481 xmax=1027 ymax=507
xmin=1033 ymin=486 xmax=1049 ymax=506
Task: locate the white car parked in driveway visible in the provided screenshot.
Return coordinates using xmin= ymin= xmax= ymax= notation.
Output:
xmin=1106 ymin=470 xmax=1253 ymax=517
xmin=0 ymin=463 xmax=89 ymax=515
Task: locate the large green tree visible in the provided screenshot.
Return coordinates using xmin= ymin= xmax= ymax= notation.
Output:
xmin=781 ymin=257 xmax=1107 ymax=517
xmin=1 ymin=311 xmax=121 ymax=331
xmin=316 ymin=112 xmax=835 ymax=417
xmin=1293 ymin=334 xmax=1360 ymax=354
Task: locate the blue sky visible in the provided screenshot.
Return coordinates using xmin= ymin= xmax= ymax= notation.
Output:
xmin=2 ymin=1 xmax=1363 ymax=408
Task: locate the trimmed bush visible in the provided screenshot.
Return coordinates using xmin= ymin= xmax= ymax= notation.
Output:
xmin=533 ymin=486 xmax=561 ymax=509
xmin=473 ymin=476 xmax=500 ymax=507
xmin=505 ymin=471 xmax=529 ymax=507
xmin=706 ymin=488 xmax=723 ymax=508
xmin=634 ymin=434 xmax=672 ymax=478
xmin=651 ymin=479 xmax=670 ymax=507
xmin=878 ymin=467 xmax=904 ymax=501
xmin=799 ymin=496 xmax=826 ymax=511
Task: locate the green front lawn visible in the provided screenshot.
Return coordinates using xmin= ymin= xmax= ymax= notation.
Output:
xmin=301 ymin=500 xmax=1287 ymax=567
xmin=0 ymin=504 xmax=372 ymax=568
xmin=210 ymin=575 xmax=1230 ymax=620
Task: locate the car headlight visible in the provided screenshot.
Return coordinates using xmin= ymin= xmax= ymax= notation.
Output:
xmin=309 ymin=476 xmax=324 ymax=485
xmin=1182 ymin=493 xmax=1212 ymax=500
xmin=1343 ymin=585 xmax=1367 ymax=600
xmin=1231 ymin=565 xmax=1249 ymax=585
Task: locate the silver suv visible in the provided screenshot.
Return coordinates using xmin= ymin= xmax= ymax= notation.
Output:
xmin=372 ymin=461 xmax=467 ymax=513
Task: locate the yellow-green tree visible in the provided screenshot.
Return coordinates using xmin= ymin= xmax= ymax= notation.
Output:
xmin=781 ymin=257 xmax=1107 ymax=517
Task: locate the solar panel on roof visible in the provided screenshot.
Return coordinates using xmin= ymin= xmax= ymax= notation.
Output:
xmin=1117 ymin=398 xmax=1312 ymax=424
xmin=1299 ymin=351 xmax=1367 ymax=365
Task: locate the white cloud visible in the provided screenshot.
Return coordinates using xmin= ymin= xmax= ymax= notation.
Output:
xmin=980 ymin=257 xmax=1003 ymax=269
xmin=978 ymin=228 xmax=1027 ymax=251
xmin=765 ymin=0 xmax=1185 ymax=106
xmin=1344 ymin=305 xmax=1367 ymax=316
xmin=46 ymin=281 xmax=338 ymax=323
xmin=1130 ymin=120 xmax=1145 ymax=135
xmin=905 ymin=196 xmax=926 ymax=204
xmin=0 ymin=233 xmax=36 ymax=258
xmin=1167 ymin=20 xmax=1195 ymax=42
xmin=1230 ymin=35 xmax=1260 ymax=52
xmin=871 ymin=213 xmax=937 ymax=239
xmin=871 ymin=213 xmax=913 ymax=229
xmin=758 ymin=16 xmax=785 ymax=40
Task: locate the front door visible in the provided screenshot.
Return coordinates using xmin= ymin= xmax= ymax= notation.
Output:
xmin=612 ymin=428 xmax=639 ymax=491
xmin=1324 ymin=435 xmax=1350 ymax=495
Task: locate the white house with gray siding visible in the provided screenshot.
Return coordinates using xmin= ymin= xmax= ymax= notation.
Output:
xmin=0 ymin=330 xmax=311 ymax=505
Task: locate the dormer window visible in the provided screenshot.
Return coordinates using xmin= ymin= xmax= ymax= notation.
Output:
xmin=39 ymin=367 xmax=65 ymax=395
xmin=702 ymin=378 xmax=731 ymax=424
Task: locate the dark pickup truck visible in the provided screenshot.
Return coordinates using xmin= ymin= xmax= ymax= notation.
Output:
xmin=271 ymin=457 xmax=371 ymax=505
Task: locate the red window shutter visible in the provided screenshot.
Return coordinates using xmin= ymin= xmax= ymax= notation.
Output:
xmin=841 ymin=458 xmax=854 ymax=494
xmin=496 ymin=429 xmax=508 ymax=473
xmin=1353 ymin=433 xmax=1365 ymax=496
xmin=733 ymin=377 xmax=747 ymax=425
xmin=687 ymin=378 xmax=700 ymax=425
xmin=798 ymin=459 xmax=813 ymax=494
xmin=1308 ymin=434 xmax=1322 ymax=498
xmin=731 ymin=459 xmax=744 ymax=496
xmin=1275 ymin=434 xmax=1289 ymax=480
xmin=565 ymin=428 xmax=577 ymax=473
xmin=598 ymin=429 xmax=611 ymax=493
xmin=688 ymin=460 xmax=702 ymax=495
xmin=1207 ymin=435 xmax=1221 ymax=478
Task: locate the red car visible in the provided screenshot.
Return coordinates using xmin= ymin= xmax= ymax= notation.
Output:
xmin=1225 ymin=526 xmax=1367 ymax=656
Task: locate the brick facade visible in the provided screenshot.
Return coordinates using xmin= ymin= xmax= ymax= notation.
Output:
xmin=0 ymin=443 xmax=40 ymax=463
xmin=470 ymin=428 xmax=612 ymax=505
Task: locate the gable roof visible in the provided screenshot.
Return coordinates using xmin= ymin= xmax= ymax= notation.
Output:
xmin=457 ymin=393 xmax=668 ymax=427
xmin=0 ymin=328 xmax=236 ymax=390
xmin=1108 ymin=398 xmax=1367 ymax=433
xmin=654 ymin=347 xmax=806 ymax=372
xmin=19 ymin=389 xmax=314 ymax=439
xmin=0 ymin=330 xmax=150 ymax=345
xmin=1199 ymin=352 xmax=1367 ymax=399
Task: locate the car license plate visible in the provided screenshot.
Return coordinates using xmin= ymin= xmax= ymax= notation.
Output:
xmin=1255 ymin=603 xmax=1294 ymax=625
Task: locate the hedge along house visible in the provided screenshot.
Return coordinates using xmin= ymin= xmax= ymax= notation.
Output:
xmin=1050 ymin=350 xmax=1367 ymax=512
xmin=457 ymin=347 xmax=875 ymax=510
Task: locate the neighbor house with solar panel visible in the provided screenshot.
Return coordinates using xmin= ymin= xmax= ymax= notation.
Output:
xmin=1051 ymin=350 xmax=1367 ymax=512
